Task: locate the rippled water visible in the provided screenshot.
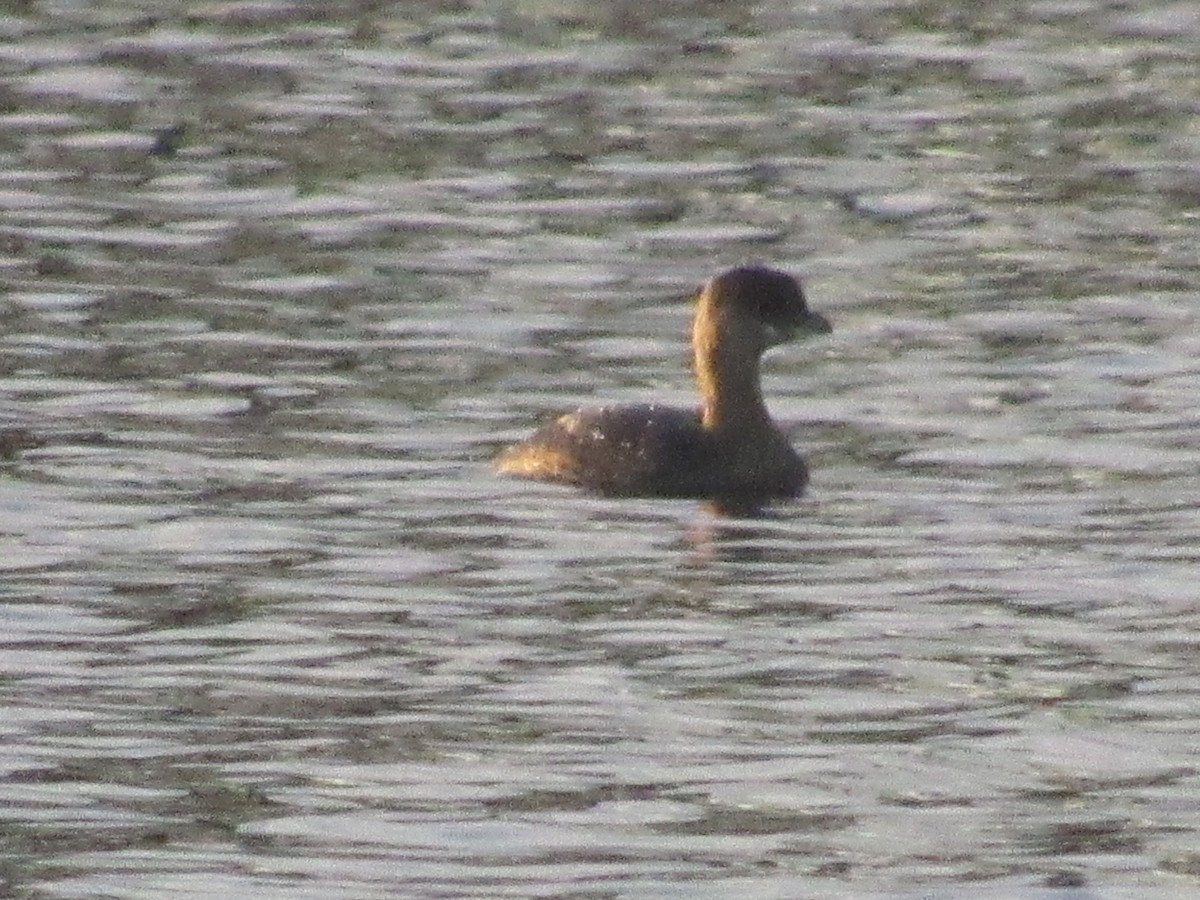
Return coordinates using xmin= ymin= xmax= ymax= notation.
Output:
xmin=2 ymin=1 xmax=1199 ymax=898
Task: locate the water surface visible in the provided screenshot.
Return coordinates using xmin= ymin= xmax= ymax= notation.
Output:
xmin=1 ymin=1 xmax=1199 ymax=898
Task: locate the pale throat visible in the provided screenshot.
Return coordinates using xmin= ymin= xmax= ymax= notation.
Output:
xmin=693 ymin=314 xmax=769 ymax=432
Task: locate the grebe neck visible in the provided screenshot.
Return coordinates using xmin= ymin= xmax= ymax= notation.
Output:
xmin=692 ymin=311 xmax=770 ymax=432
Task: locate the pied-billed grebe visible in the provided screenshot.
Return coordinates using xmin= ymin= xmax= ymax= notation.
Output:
xmin=496 ymin=266 xmax=831 ymax=509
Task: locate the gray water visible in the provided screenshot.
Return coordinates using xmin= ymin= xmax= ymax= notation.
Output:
xmin=1 ymin=1 xmax=1199 ymax=898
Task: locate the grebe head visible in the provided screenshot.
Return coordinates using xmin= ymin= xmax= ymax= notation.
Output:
xmin=700 ymin=266 xmax=831 ymax=350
